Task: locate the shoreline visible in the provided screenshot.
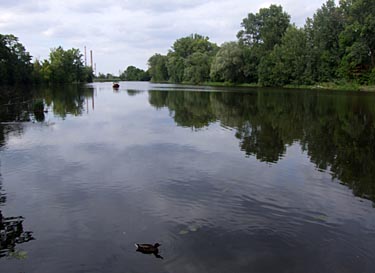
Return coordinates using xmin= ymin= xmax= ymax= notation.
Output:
xmin=92 ymin=79 xmax=375 ymax=92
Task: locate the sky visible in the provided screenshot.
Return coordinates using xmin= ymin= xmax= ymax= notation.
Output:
xmin=0 ymin=0 xmax=328 ymax=75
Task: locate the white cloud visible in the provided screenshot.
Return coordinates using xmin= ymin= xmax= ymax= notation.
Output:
xmin=0 ymin=0 xmax=328 ymax=74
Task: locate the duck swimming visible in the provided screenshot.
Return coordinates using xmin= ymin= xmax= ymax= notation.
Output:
xmin=135 ymin=243 xmax=163 ymax=259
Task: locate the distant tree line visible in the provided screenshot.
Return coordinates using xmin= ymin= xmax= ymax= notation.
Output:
xmin=95 ymin=66 xmax=150 ymax=82
xmin=96 ymin=73 xmax=120 ymax=81
xmin=0 ymin=34 xmax=93 ymax=85
xmin=146 ymin=0 xmax=375 ymax=86
xmin=120 ymin=66 xmax=150 ymax=81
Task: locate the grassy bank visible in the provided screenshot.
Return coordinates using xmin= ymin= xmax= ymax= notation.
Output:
xmin=202 ymin=81 xmax=375 ymax=92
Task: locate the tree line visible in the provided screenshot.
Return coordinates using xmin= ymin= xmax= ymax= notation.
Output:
xmin=145 ymin=0 xmax=375 ymax=87
xmin=1 ymin=0 xmax=374 ymax=87
xmin=0 ymin=34 xmax=93 ymax=85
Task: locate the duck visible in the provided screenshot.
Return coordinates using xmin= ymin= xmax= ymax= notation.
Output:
xmin=135 ymin=243 xmax=163 ymax=259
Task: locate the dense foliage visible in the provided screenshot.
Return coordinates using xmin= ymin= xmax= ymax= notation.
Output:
xmin=0 ymin=34 xmax=33 ymax=85
xmin=148 ymin=34 xmax=219 ymax=83
xmin=1 ymin=35 xmax=93 ymax=85
xmin=120 ymin=66 xmax=150 ymax=81
xmin=35 ymin=47 xmax=93 ymax=84
xmin=147 ymin=1 xmax=375 ymax=86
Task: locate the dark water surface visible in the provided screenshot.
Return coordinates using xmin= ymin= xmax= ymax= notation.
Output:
xmin=0 ymin=82 xmax=375 ymax=273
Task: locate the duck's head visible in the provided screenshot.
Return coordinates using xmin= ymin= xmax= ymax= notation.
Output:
xmin=154 ymin=243 xmax=161 ymax=247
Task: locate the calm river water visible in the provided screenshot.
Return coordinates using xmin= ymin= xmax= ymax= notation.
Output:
xmin=0 ymin=82 xmax=375 ymax=273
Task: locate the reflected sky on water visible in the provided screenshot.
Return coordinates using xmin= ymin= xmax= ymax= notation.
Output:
xmin=0 ymin=82 xmax=375 ymax=273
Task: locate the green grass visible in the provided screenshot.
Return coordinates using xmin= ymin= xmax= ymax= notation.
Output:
xmin=360 ymin=85 xmax=375 ymax=92
xmin=199 ymin=81 xmax=260 ymax=87
xmin=205 ymin=81 xmax=375 ymax=92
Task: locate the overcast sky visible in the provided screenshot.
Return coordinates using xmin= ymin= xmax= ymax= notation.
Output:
xmin=0 ymin=0 xmax=328 ymax=74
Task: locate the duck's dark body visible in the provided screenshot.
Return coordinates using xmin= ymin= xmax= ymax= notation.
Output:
xmin=135 ymin=243 xmax=163 ymax=259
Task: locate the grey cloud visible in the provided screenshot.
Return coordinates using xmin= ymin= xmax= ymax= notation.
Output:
xmin=0 ymin=0 xmax=49 ymax=12
xmin=0 ymin=0 xmax=329 ymax=73
xmin=120 ymin=0 xmax=208 ymax=13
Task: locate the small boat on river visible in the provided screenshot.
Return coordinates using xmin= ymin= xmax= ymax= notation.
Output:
xmin=113 ymin=82 xmax=120 ymax=88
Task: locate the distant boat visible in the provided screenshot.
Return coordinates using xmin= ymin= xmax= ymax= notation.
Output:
xmin=113 ymin=82 xmax=120 ymax=88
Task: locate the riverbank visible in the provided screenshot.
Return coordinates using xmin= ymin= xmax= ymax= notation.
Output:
xmin=200 ymin=81 xmax=375 ymax=92
xmin=93 ymin=79 xmax=375 ymax=92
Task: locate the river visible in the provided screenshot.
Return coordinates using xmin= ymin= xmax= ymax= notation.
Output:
xmin=0 ymin=82 xmax=374 ymax=273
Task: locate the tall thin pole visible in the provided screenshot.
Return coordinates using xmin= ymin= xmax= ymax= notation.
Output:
xmin=84 ymin=46 xmax=87 ymax=66
xmin=90 ymin=50 xmax=93 ymax=68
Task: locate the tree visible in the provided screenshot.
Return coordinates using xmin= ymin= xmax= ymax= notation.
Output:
xmin=339 ymin=0 xmax=375 ymax=82
xmin=166 ymin=55 xmax=185 ymax=83
xmin=237 ymin=5 xmax=290 ymax=51
xmin=306 ymin=0 xmax=344 ymax=82
xmin=259 ymin=26 xmax=310 ymax=86
xmin=166 ymin=34 xmax=219 ymax=83
xmin=148 ymin=54 xmax=169 ymax=82
xmin=237 ymin=5 xmax=290 ymax=84
xmin=171 ymin=34 xmax=218 ymax=59
xmin=0 ymin=34 xmax=32 ymax=84
xmin=183 ymin=52 xmax=212 ymax=84
xmin=48 ymin=47 xmax=86 ymax=83
xmin=210 ymin=42 xmax=245 ymax=83
xmin=120 ymin=66 xmax=150 ymax=81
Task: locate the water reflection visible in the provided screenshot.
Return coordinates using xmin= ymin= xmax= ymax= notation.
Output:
xmin=0 ymin=85 xmax=94 ymax=122
xmin=0 ymin=165 xmax=34 ymax=259
xmin=0 ymin=212 xmax=34 ymax=259
xmin=1 ymin=85 xmax=374 ymax=203
xmin=39 ymin=85 xmax=93 ymax=118
xmin=0 ymin=83 xmax=374 ymax=273
xmin=127 ymin=90 xmax=142 ymax=96
xmin=0 ymin=85 xmax=92 ymax=259
xmin=148 ymin=90 xmax=375 ymax=202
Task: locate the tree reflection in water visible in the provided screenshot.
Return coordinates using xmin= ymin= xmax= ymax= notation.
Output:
xmin=148 ymin=90 xmax=375 ymax=203
xmin=0 ymin=85 xmax=97 ymax=259
xmin=0 ymin=84 xmax=96 ymax=259
xmin=0 ymin=169 xmax=34 ymax=259
xmin=0 ymin=212 xmax=34 ymax=259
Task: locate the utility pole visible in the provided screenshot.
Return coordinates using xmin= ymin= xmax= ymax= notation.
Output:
xmin=84 ymin=46 xmax=87 ymax=66
xmin=90 ymin=50 xmax=93 ymax=68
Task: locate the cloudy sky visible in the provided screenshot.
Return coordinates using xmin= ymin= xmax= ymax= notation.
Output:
xmin=0 ymin=0 xmax=328 ymax=74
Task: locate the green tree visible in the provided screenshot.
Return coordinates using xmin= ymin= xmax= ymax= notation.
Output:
xmin=171 ymin=34 xmax=218 ymax=58
xmin=48 ymin=47 xmax=86 ymax=83
xmin=259 ymin=26 xmax=309 ymax=86
xmin=237 ymin=5 xmax=290 ymax=51
xmin=307 ymin=0 xmax=344 ymax=82
xmin=241 ymin=46 xmax=261 ymax=83
xmin=166 ymin=55 xmax=185 ymax=83
xmin=237 ymin=5 xmax=290 ymax=84
xmin=166 ymin=34 xmax=218 ymax=83
xmin=148 ymin=54 xmax=169 ymax=82
xmin=339 ymin=0 xmax=375 ymax=82
xmin=0 ymin=34 xmax=32 ymax=84
xmin=210 ymin=42 xmax=245 ymax=83
xmin=120 ymin=66 xmax=150 ymax=81
xmin=183 ymin=52 xmax=212 ymax=84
